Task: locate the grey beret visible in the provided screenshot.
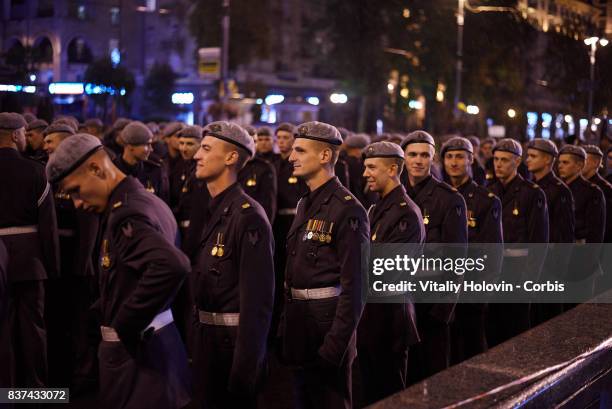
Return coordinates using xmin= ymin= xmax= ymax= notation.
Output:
xmin=112 ymin=117 xmax=131 ymax=132
xmin=257 ymin=126 xmax=273 ymax=137
xmin=493 ymin=138 xmax=522 ymax=157
xmin=44 ymin=123 xmax=76 ymax=137
xmin=23 ymin=113 xmax=36 ymax=123
xmin=0 ymin=112 xmax=27 ymax=130
xmin=177 ymin=125 xmax=203 ymax=140
xmin=441 ymin=136 xmax=474 ymax=157
xmin=244 ymin=125 xmax=256 ymax=137
xmin=363 ymin=141 xmax=405 ymax=160
xmin=526 ymin=139 xmax=558 ymax=157
xmin=467 ymin=136 xmax=480 ymax=148
xmin=559 ymin=145 xmax=586 ymax=160
xmin=54 ymin=116 xmax=79 ymax=132
xmin=27 ymin=119 xmax=49 ymax=131
xmin=481 ymin=137 xmax=496 ymax=146
xmin=146 ymin=122 xmax=159 ymax=134
xmin=400 ymin=130 xmax=435 ymax=150
xmin=295 ymin=121 xmax=343 ymax=146
xmin=203 ymin=121 xmax=255 ymax=157
xmin=45 ymin=133 xmax=104 ymax=183
xmin=276 ymin=122 xmax=295 ymax=135
xmin=84 ymin=118 xmax=104 ymax=129
xmin=162 ymin=122 xmax=184 ymax=138
xmin=583 ymin=144 xmax=603 ymax=157
xmin=344 ymin=133 xmax=371 ymax=149
xmin=122 ymin=121 xmax=153 ymax=145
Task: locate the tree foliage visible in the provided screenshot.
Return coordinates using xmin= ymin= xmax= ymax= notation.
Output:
xmin=84 ymin=58 xmax=135 ymax=111
xmin=141 ymin=63 xmax=179 ymax=119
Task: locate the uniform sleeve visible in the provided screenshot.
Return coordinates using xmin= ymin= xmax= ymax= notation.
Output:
xmin=528 ymin=187 xmax=549 ymax=243
xmin=479 ymin=196 xmax=503 ymax=243
xmin=587 ymin=187 xmax=606 ymax=243
xmin=110 ymin=216 xmax=190 ymax=337
xmin=442 ymin=192 xmax=468 ymax=244
xmin=318 ymin=202 xmax=369 ymax=366
xmin=229 ymin=210 xmax=275 ymax=395
xmin=75 ymin=211 xmax=100 ymax=276
xmin=37 ymin=179 xmax=60 ymax=278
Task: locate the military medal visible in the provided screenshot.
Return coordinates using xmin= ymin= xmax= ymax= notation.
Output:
xmin=319 ymin=221 xmax=327 ymax=242
xmin=423 ymin=210 xmax=430 ymax=225
xmin=512 ymin=202 xmax=519 ymax=216
xmin=288 ymin=176 xmax=298 ymax=184
xmin=372 ymin=224 xmax=380 ymax=241
xmin=325 ymin=222 xmax=334 ymax=243
xmin=247 ymin=176 xmax=257 ymax=187
xmin=467 ymin=211 xmax=476 ymax=228
xmin=146 ymin=181 xmax=155 ymax=193
xmin=101 ymin=239 xmax=111 ymax=269
xmin=211 ymin=232 xmax=221 ymax=256
xmin=182 ymin=186 xmax=188 ymax=193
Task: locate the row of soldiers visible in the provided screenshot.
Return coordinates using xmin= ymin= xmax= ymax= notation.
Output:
xmin=1 ymin=110 xmax=611 ymax=409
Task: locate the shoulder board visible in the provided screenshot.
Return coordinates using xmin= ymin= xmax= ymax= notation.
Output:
xmin=344 ymin=195 xmax=353 ymax=201
xmin=399 ymin=201 xmax=407 ymax=207
xmin=112 ymin=201 xmax=123 ymax=210
xmin=488 ymin=192 xmax=495 ymax=198
xmin=532 ymin=184 xmax=539 ymax=189
xmin=241 ymin=202 xmax=251 ymax=209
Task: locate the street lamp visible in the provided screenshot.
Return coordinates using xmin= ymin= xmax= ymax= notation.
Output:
xmin=583 ymin=36 xmax=608 ymax=127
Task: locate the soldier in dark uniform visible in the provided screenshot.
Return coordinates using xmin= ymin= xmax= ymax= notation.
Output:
xmin=343 ymin=133 xmax=377 ymax=207
xmin=480 ymin=137 xmax=496 ymax=183
xmin=401 ymin=131 xmax=467 ymax=380
xmin=43 ymin=123 xmax=76 ymax=156
xmin=557 ymin=146 xmax=605 ymax=244
xmin=25 ymin=118 xmax=49 ymax=163
xmin=103 ymin=117 xmax=131 ymax=156
xmin=358 ymin=142 xmax=424 ymax=405
xmin=583 ymin=145 xmax=612 ymax=242
xmin=238 ymin=127 xmax=278 ymax=224
xmin=525 ymin=139 xmax=575 ymax=324
xmin=282 ymin=121 xmax=369 ymax=409
xmin=83 ymin=118 xmax=105 ymax=140
xmin=606 ymin=147 xmax=612 ymax=184
xmin=0 ymin=112 xmax=60 ymax=387
xmin=162 ymin=122 xmax=187 ymax=210
xmin=46 ymin=133 xmax=191 ymax=408
xmin=53 ymin=115 xmax=79 ymax=132
xmin=113 ymin=121 xmax=170 ymax=204
xmin=191 ymin=121 xmax=274 ymax=408
xmin=256 ymin=126 xmax=281 ymax=166
xmin=487 ymin=139 xmax=549 ymax=346
xmin=441 ymin=136 xmax=503 ymax=363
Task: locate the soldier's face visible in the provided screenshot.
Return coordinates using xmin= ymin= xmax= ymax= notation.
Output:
xmin=44 ymin=133 xmax=66 ymax=155
xmin=583 ymin=154 xmax=601 ymax=176
xmin=525 ymin=149 xmax=552 ymax=173
xmin=276 ymin=131 xmax=294 ymax=154
xmin=480 ymin=142 xmax=494 ymax=160
xmin=363 ymin=158 xmax=395 ymax=193
xmin=61 ymin=164 xmax=109 ymax=213
xmin=443 ymin=150 xmax=472 ymax=178
xmin=168 ymin=134 xmax=181 ymax=151
xmin=289 ymin=138 xmax=328 ymax=178
xmin=557 ymin=154 xmax=583 ymax=180
xmin=179 ymin=137 xmax=200 ymax=160
xmin=26 ymin=129 xmax=45 ymax=150
xmin=128 ymin=141 xmax=152 ymax=161
xmin=493 ymin=151 xmax=520 ymax=180
xmin=194 ymin=136 xmax=234 ymax=180
xmin=256 ymin=135 xmax=274 ymax=153
xmin=13 ymin=127 xmax=26 ymax=152
xmin=404 ymin=143 xmax=433 ymax=179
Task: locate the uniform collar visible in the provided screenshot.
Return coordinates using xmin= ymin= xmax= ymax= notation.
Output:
xmin=456 ymin=177 xmax=474 ymax=195
xmin=371 ymin=184 xmax=405 ymax=222
xmin=0 ymin=147 xmax=20 ymax=157
xmin=537 ymin=171 xmax=556 ymax=187
xmin=208 ymin=182 xmax=241 ymax=211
